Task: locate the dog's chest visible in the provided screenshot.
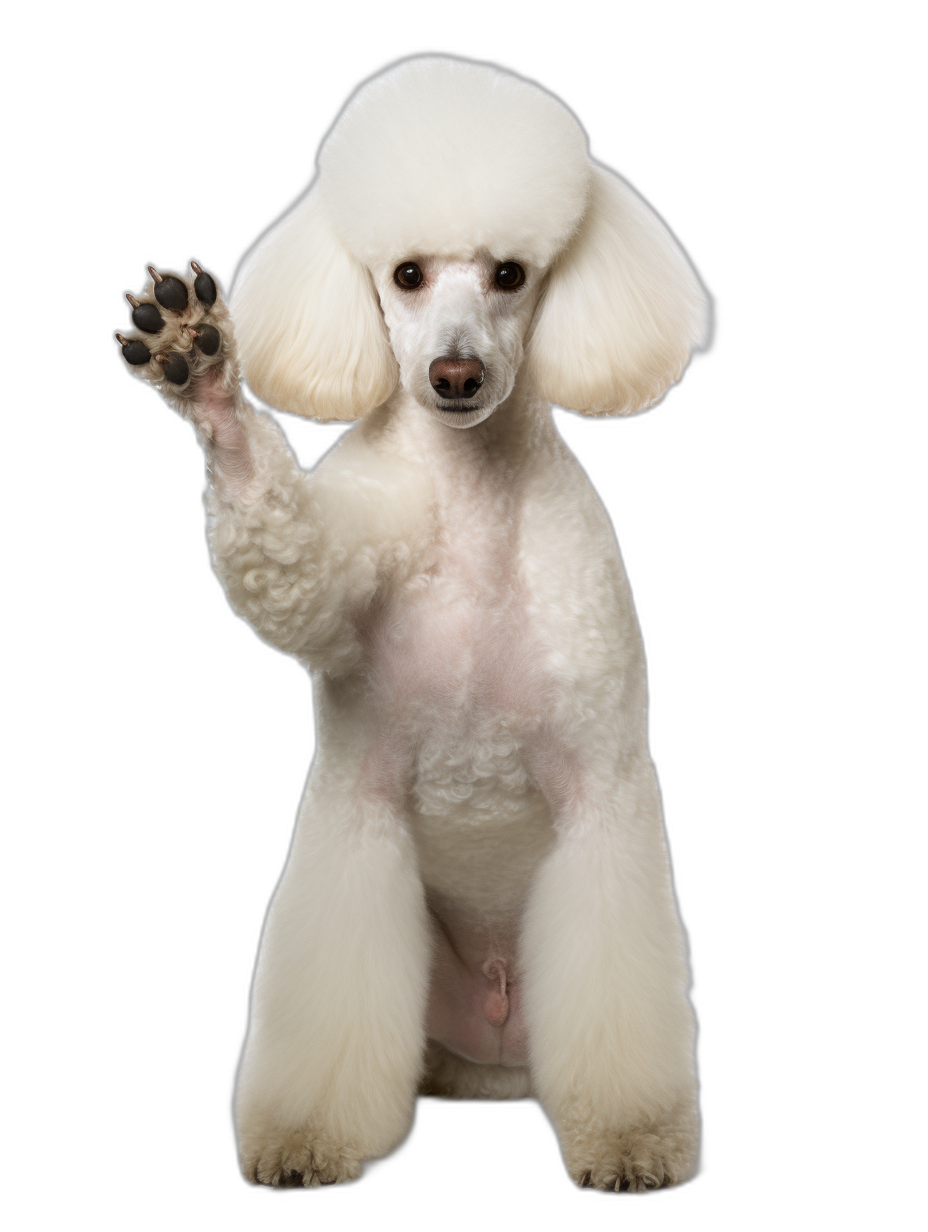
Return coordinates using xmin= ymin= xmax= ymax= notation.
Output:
xmin=366 ymin=454 xmax=551 ymax=819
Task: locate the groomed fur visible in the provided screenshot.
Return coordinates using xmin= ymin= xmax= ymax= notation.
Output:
xmin=233 ymin=192 xmax=398 ymax=420
xmin=119 ymin=57 xmax=709 ymax=1191
xmin=526 ymin=167 xmax=709 ymax=415
xmin=232 ymin=58 xmax=705 ymax=423
xmin=318 ymin=57 xmax=591 ymax=267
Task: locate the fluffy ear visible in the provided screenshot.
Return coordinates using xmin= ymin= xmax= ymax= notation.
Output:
xmin=232 ymin=189 xmax=398 ymax=420
xmin=524 ymin=166 xmax=708 ymax=416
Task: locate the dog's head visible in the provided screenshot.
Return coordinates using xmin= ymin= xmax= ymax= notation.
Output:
xmin=234 ymin=57 xmax=708 ymax=428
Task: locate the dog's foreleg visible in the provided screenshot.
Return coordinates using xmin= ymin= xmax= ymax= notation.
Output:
xmin=521 ymin=759 xmax=698 ymax=1191
xmin=116 ymin=263 xmax=377 ymax=672
xmin=235 ymin=776 xmax=430 ymax=1186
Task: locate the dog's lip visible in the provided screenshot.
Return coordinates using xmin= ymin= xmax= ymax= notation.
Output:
xmin=438 ymin=403 xmax=480 ymax=412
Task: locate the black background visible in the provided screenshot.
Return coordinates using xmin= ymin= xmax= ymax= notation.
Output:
xmin=68 ymin=16 xmax=803 ymax=1212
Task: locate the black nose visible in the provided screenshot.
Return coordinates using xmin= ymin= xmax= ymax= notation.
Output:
xmin=429 ymin=357 xmax=485 ymax=400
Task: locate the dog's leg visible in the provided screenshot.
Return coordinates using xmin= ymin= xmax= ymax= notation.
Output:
xmin=115 ymin=264 xmax=375 ymax=671
xmin=235 ymin=773 xmax=431 ymax=1186
xmin=116 ymin=266 xmax=431 ymax=1184
xmin=116 ymin=263 xmax=253 ymax=480
xmin=520 ymin=758 xmax=698 ymax=1191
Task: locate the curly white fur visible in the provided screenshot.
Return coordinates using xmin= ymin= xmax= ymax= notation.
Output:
xmin=126 ymin=55 xmax=709 ymax=1191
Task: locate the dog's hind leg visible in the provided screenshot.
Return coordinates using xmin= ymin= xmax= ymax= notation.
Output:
xmin=520 ymin=758 xmax=699 ymax=1191
xmin=235 ymin=769 xmax=431 ymax=1187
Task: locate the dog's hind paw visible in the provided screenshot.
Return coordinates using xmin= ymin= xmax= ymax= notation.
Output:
xmin=563 ymin=1104 xmax=698 ymax=1192
xmin=240 ymin=1126 xmax=362 ymax=1188
xmin=114 ymin=261 xmax=237 ymax=410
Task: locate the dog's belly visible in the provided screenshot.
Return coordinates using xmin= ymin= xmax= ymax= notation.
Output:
xmin=361 ymin=514 xmax=568 ymax=1066
xmin=411 ymin=784 xmax=554 ymax=1066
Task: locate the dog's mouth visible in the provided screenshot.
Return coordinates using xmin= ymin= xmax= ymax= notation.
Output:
xmin=427 ymin=397 xmax=498 ymax=429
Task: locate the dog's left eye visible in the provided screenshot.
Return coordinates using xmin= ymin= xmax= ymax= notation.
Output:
xmin=394 ymin=262 xmax=424 ymax=289
xmin=494 ymin=262 xmax=526 ymax=290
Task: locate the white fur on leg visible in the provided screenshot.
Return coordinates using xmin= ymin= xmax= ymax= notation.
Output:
xmin=235 ymin=760 xmax=431 ymax=1185
xmin=520 ymin=761 xmax=697 ymax=1189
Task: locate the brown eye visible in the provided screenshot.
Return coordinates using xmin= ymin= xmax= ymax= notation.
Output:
xmin=394 ymin=262 xmax=423 ymax=289
xmin=494 ymin=262 xmax=525 ymax=290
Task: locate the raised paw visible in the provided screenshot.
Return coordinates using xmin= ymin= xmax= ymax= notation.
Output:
xmin=115 ymin=261 xmax=236 ymax=408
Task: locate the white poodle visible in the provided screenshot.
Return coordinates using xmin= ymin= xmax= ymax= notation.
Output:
xmin=116 ymin=56 xmax=708 ymax=1191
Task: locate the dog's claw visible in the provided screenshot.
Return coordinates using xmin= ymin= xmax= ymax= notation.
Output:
xmin=126 ymin=293 xmax=141 ymax=308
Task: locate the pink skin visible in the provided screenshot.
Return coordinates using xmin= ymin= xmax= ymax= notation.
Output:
xmin=358 ymin=737 xmax=525 ymax=1060
xmin=359 ymin=674 xmax=532 ymax=1064
xmin=190 ymin=372 xmax=254 ymax=496
xmin=425 ymin=896 xmax=528 ymax=1066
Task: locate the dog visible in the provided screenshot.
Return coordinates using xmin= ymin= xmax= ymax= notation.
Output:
xmin=116 ymin=55 xmax=708 ymax=1191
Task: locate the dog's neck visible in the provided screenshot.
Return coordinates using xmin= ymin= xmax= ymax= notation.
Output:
xmin=359 ymin=375 xmax=551 ymax=606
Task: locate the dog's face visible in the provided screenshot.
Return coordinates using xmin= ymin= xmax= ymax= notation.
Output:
xmin=372 ymin=254 xmax=543 ymax=429
xmin=234 ymin=60 xmax=708 ymax=424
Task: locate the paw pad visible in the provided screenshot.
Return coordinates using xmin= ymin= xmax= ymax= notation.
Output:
xmin=116 ymin=334 xmax=151 ymax=366
xmin=191 ymin=324 xmax=220 ymax=355
xmin=148 ymin=266 xmax=189 ymax=312
xmin=155 ymin=351 xmax=189 ymax=385
xmin=191 ymin=261 xmax=217 ymax=306
xmin=127 ymin=298 xmax=165 ymax=334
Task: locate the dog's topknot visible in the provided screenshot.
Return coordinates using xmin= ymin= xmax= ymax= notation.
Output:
xmin=317 ymin=57 xmax=592 ymax=268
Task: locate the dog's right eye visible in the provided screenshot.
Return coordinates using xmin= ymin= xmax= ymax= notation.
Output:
xmin=394 ymin=262 xmax=424 ymax=289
